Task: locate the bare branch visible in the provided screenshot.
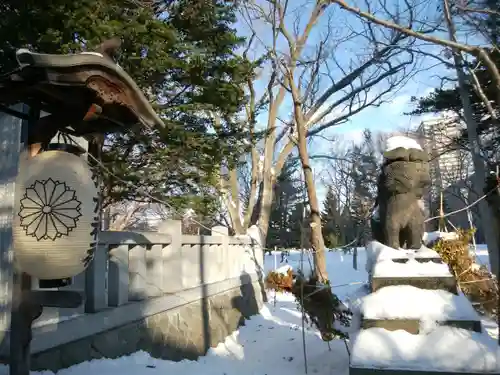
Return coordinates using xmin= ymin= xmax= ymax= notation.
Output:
xmin=455 ymin=6 xmax=500 ymax=17
xmin=329 ymin=0 xmax=500 ymax=94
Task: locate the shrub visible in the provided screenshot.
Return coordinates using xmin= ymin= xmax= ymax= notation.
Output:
xmin=290 ymin=275 xmax=351 ymax=341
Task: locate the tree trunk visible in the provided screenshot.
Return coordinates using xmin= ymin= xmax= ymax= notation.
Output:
xmin=443 ymin=0 xmax=499 ymax=279
xmin=257 ymin=172 xmax=275 ymax=246
xmin=296 ymin=134 xmax=328 ymax=282
xmin=298 ymin=148 xmax=328 ymax=280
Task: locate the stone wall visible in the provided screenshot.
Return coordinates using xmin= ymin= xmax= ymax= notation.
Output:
xmin=31 ymin=278 xmax=264 ymax=372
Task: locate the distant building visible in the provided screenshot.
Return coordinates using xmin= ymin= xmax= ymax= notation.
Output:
xmin=417 ymin=114 xmax=472 ymax=193
xmin=416 ymin=115 xmax=479 ymax=236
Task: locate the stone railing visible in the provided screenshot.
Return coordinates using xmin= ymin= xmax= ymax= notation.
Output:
xmin=58 ymin=221 xmax=264 ymax=314
xmin=38 ymin=221 xmax=263 ymax=313
xmin=24 ymin=220 xmax=264 ymax=317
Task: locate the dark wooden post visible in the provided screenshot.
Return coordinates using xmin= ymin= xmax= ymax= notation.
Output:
xmin=8 ymin=105 xmax=40 ymax=375
xmin=0 ymin=106 xmax=24 ymax=367
xmin=0 ymin=104 xmax=34 ymax=375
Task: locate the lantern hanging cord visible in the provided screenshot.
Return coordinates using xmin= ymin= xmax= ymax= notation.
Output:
xmin=87 ymin=153 xmax=380 ymax=301
xmin=299 ymin=248 xmax=308 ymax=375
xmin=88 ymin=150 xmax=324 ymax=361
xmin=46 ymin=152 xmax=266 ymax=305
xmin=88 ymin=147 xmax=363 ymax=258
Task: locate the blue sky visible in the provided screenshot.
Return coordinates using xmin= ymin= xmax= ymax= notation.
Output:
xmin=234 ymin=0 xmax=455 ymax=202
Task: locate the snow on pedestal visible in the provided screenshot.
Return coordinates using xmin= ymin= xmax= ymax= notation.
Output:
xmin=366 ymin=241 xmax=455 ymax=292
xmin=365 ymin=241 xmax=441 ymax=275
xmin=372 ymin=259 xmax=452 ymax=278
xmin=350 ymin=234 xmax=496 ymax=375
xmin=350 ymin=326 xmax=500 ymax=373
xmin=354 ymin=285 xmax=479 ymax=322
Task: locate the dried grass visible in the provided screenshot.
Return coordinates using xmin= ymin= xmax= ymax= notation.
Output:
xmin=264 ymin=269 xmax=294 ymax=293
xmin=433 ymin=229 xmax=498 ymax=316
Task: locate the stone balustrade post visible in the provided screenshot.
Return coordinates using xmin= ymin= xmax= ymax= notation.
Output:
xmin=211 ymin=226 xmax=229 ymax=279
xmin=247 ymin=225 xmax=264 ymax=273
xmin=157 ymin=220 xmax=183 ymax=293
xmin=108 ymin=244 xmax=129 ymax=307
xmin=84 ymin=244 xmax=108 ymax=312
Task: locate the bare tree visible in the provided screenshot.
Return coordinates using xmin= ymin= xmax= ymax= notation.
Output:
xmin=223 ymin=0 xmax=428 ymax=279
xmin=106 ymin=201 xmax=150 ymax=231
xmin=320 ymin=129 xmax=386 ymax=245
xmin=148 ymin=199 xmax=232 ymax=233
xmin=330 ymin=0 xmax=500 ymax=94
xmin=319 ymin=142 xmax=355 ymax=212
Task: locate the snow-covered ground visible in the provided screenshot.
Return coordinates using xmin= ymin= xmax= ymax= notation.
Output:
xmin=474 ymin=244 xmax=491 ymax=269
xmin=0 ymin=247 xmax=496 ymax=375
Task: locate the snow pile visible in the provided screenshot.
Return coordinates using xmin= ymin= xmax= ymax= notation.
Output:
xmin=365 ymin=241 xmax=440 ymax=274
xmin=373 ymin=258 xmax=451 ymax=278
xmin=2 ymin=292 xmax=349 ymax=375
xmin=385 ymin=135 xmax=423 ymax=152
xmin=274 ymin=264 xmax=293 ymax=275
xmin=423 ymin=231 xmax=459 ymax=245
xmin=354 ymin=285 xmax=478 ymax=321
xmin=350 ymin=326 xmax=500 ymax=373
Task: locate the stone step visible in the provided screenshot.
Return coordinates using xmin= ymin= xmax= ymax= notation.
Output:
xmin=370 ymin=257 xmax=456 ymax=293
xmin=371 ymin=275 xmax=457 ymax=294
xmin=361 ymin=318 xmax=482 ymax=334
xmin=349 ymin=326 xmax=499 ymax=375
xmin=350 ymin=367 xmax=499 ymax=375
xmin=356 ymin=285 xmax=481 ymax=334
xmin=365 ymin=242 xmax=454 ymax=295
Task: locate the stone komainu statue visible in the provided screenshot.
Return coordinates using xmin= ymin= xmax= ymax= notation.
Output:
xmin=371 ymin=146 xmax=431 ymax=250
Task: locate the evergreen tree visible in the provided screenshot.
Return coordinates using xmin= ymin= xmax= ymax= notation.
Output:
xmin=266 ymin=157 xmax=302 ymax=248
xmin=340 ymin=206 xmax=353 ymax=245
xmin=0 ymin=0 xmax=254 ymax=217
xmin=347 ymin=130 xmax=381 ymax=245
xmin=321 ymin=186 xmax=342 ymax=248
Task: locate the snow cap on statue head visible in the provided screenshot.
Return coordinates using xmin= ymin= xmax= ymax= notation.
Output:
xmin=385 ymin=135 xmax=423 ymax=152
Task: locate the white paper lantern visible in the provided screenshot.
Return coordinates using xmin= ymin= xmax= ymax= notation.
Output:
xmin=14 ymin=150 xmax=99 ymax=279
